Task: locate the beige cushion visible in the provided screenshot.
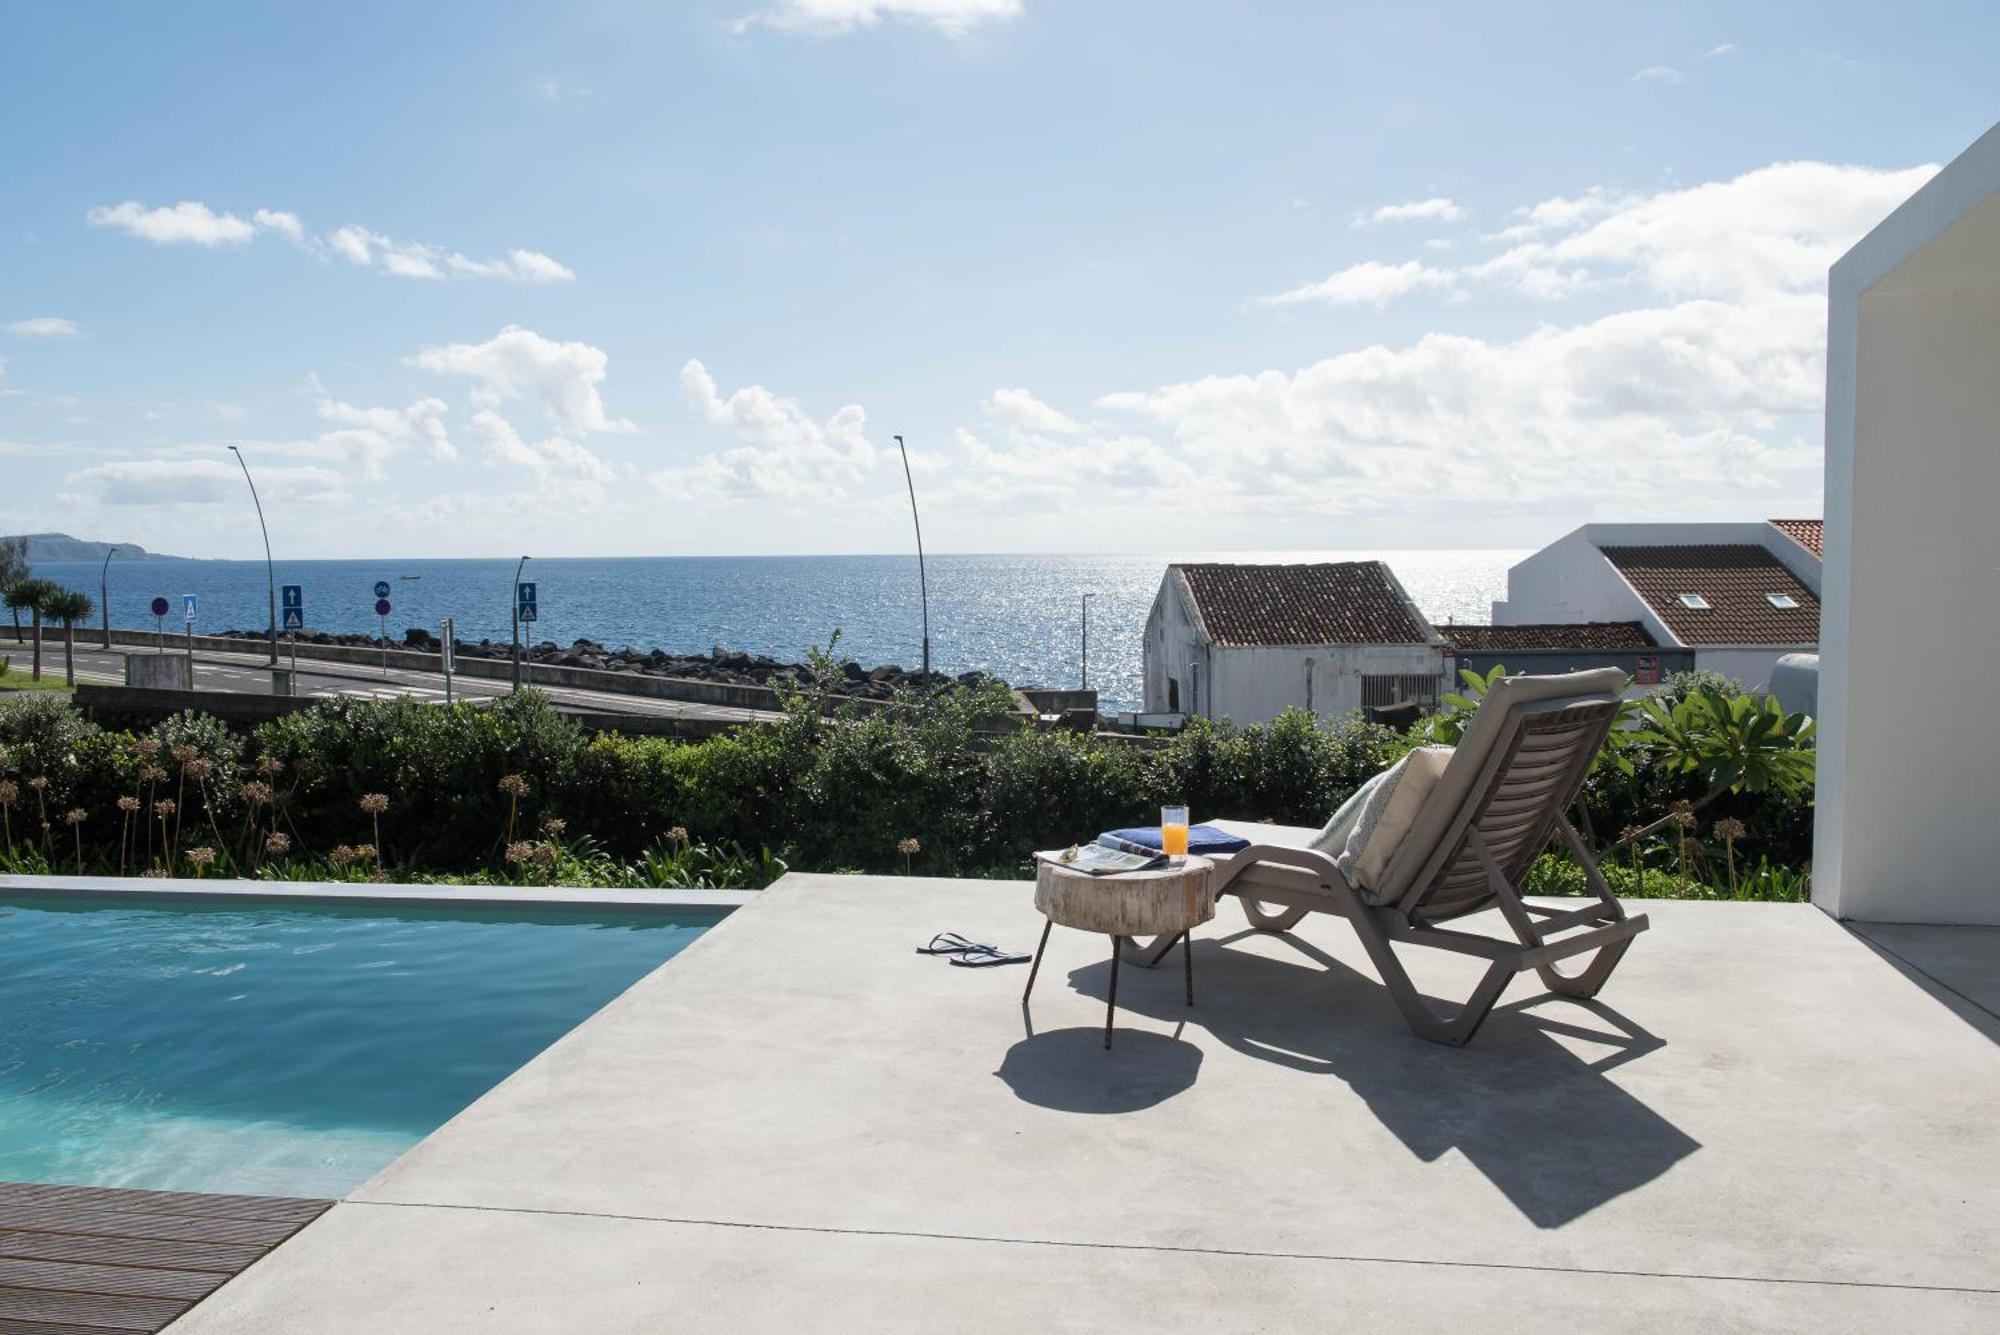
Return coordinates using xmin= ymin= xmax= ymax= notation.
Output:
xmin=1328 ymin=746 xmax=1454 ymax=890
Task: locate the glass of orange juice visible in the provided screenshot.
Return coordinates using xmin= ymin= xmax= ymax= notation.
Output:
xmin=1161 ymin=805 xmax=1190 ymax=862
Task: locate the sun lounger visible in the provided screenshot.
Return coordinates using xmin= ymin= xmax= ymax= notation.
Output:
xmin=1128 ymin=669 xmax=1648 ymax=1046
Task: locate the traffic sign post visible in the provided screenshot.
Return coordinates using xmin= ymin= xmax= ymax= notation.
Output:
xmin=281 ymin=585 xmax=304 ymax=695
xmin=375 ymin=597 xmax=393 ymax=677
xmin=149 ymin=596 xmax=170 ymax=653
xmin=440 ymin=617 xmax=455 ymax=703
xmin=181 ymin=594 xmax=197 ymax=678
xmin=517 ymin=581 xmax=538 ymax=624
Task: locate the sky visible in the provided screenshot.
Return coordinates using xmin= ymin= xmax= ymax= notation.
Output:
xmin=1 ymin=1 xmax=1994 ymax=560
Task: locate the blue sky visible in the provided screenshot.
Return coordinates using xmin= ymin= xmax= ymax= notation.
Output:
xmin=2 ymin=1 xmax=1994 ymax=558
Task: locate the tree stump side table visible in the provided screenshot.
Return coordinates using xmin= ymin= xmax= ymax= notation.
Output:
xmin=1023 ymin=855 xmax=1216 ymax=1049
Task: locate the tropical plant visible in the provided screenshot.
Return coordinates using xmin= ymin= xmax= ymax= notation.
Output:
xmin=41 ymin=589 xmax=94 ymax=687
xmin=1 ymin=579 xmax=59 ymax=680
xmin=0 ymin=537 xmax=28 ymax=643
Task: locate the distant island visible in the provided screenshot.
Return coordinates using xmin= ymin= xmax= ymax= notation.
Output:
xmin=3 ymin=532 xmax=186 ymax=562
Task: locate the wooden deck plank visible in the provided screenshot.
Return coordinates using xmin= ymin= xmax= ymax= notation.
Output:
xmin=0 ymin=1184 xmax=331 ymax=1333
xmin=0 ymin=1257 xmax=226 ymax=1302
xmin=0 ymin=1202 xmax=304 ymax=1248
xmin=0 ymin=1183 xmax=327 ymax=1224
xmin=0 ymin=1229 xmax=261 ymax=1275
xmin=0 ymin=1284 xmax=190 ymax=1331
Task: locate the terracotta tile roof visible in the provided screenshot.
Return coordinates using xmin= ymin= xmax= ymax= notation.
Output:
xmin=1174 ymin=562 xmax=1433 ymax=647
xmin=1602 ymin=545 xmax=1820 ymax=646
xmin=1437 ymin=622 xmax=1656 ymax=651
xmin=1769 ymin=518 xmax=1824 ymax=558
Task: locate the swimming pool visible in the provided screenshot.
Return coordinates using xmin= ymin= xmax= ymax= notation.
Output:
xmin=0 ymin=894 xmax=721 ymax=1198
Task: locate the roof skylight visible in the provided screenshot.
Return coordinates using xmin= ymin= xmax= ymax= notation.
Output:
xmin=1677 ymin=593 xmax=1712 ymax=610
xmin=1766 ymin=592 xmax=1800 ymax=609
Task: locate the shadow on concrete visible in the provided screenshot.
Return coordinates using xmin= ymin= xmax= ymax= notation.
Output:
xmin=1049 ymin=930 xmax=1699 ymax=1229
xmin=995 ymin=1026 xmax=1203 ymax=1113
xmin=1845 ymin=922 xmax=2000 ymax=1044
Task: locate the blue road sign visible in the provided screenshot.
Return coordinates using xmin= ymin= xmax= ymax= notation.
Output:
xmin=374 ymin=598 xmax=392 ymax=617
xmin=182 ymin=594 xmax=198 ymax=623
xmin=149 ymin=596 xmax=170 ymax=618
xmin=282 ymin=608 xmax=305 ymax=631
xmin=373 ymin=580 xmax=392 ymax=599
xmin=517 ymin=581 xmax=538 ymax=623
xmin=282 ymin=584 xmax=303 ymax=610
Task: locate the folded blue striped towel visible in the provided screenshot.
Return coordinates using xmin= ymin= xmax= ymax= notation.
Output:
xmin=1101 ymin=823 xmax=1251 ymax=855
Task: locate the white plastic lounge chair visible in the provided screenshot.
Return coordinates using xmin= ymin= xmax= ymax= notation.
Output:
xmin=1129 ymin=669 xmax=1649 ymax=1047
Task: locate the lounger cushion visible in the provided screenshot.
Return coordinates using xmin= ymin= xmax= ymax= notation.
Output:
xmin=1315 ymin=745 xmax=1453 ymax=891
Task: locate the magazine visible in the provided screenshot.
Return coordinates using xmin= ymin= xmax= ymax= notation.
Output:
xmin=1033 ymin=836 xmax=1169 ymax=876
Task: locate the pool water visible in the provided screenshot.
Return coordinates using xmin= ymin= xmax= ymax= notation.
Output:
xmin=0 ymin=895 xmax=719 ymax=1197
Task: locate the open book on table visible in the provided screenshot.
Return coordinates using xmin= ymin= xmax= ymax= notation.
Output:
xmin=1033 ymin=834 xmax=1171 ymax=876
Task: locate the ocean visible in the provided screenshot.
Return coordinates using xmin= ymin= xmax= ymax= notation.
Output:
xmin=23 ymin=550 xmax=1525 ymax=714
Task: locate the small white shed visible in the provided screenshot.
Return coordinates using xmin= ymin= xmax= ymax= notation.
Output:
xmin=1141 ymin=562 xmax=1444 ymax=725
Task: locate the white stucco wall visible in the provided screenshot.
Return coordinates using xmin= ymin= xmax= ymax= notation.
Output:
xmin=1142 ymin=573 xmax=1205 ymax=715
xmin=1492 ymin=528 xmax=1656 ymax=627
xmin=1206 ymin=643 xmax=1444 ymax=725
xmin=1816 ymin=122 xmax=2000 ymax=926
xmin=1691 ymin=647 xmax=1810 ymax=693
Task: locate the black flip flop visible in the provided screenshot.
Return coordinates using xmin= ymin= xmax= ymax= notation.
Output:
xmin=949 ymin=945 xmax=1030 ymax=967
xmin=917 ymin=932 xmax=991 ymax=956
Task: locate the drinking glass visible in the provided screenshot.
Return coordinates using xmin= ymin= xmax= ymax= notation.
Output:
xmin=1161 ymin=804 xmax=1190 ymax=862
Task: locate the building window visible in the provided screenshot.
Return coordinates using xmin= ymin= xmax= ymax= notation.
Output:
xmin=1766 ymin=592 xmax=1800 ymax=609
xmin=1677 ymin=593 xmax=1712 ymax=610
xmin=1362 ymin=674 xmax=1439 ymax=710
xmin=1168 ymin=678 xmax=1180 ymax=713
xmin=1304 ymin=657 xmax=1316 ymax=714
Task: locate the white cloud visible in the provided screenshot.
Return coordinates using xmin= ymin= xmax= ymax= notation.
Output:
xmin=317 ymin=395 xmax=456 ymax=463
xmin=412 ymin=327 xmax=633 ymax=436
xmin=984 ymin=387 xmax=1082 ymax=434
xmin=86 ymin=200 xmax=260 ymax=247
xmin=1631 ymin=65 xmax=1686 ymax=85
xmin=1260 ymin=259 xmax=1458 ymax=309
xmin=1364 ymin=197 xmax=1464 ymax=225
xmin=657 ymin=359 xmax=878 ymax=501
xmin=1705 ymin=43 xmax=1738 ymax=59
xmin=467 ymin=409 xmax=614 ymax=484
xmin=253 ymin=208 xmax=305 ymax=242
xmin=90 ymin=202 xmax=572 ymax=282
xmin=732 ymin=0 xmax=1022 ymax=37
xmin=4 ymin=317 xmax=80 ymax=338
xmin=69 ymin=458 xmax=345 ymax=506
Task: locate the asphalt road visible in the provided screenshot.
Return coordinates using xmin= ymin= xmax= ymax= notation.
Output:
xmin=1 ymin=641 xmax=781 ymax=724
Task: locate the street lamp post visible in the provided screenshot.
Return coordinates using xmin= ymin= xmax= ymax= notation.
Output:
xmin=226 ymin=446 xmax=279 ymax=666
xmin=893 ymin=434 xmax=931 ymax=677
xmin=510 ymin=555 xmax=531 ymax=694
xmin=99 ymin=545 xmax=118 ymax=649
xmin=1081 ymin=592 xmax=1093 ymax=690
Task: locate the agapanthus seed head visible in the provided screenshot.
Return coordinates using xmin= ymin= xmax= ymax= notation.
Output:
xmin=257 ymin=756 xmax=285 ymax=778
xmin=504 ymin=840 xmax=535 ymax=864
xmin=153 ymin=798 xmax=176 ymax=817
xmin=264 ymin=831 xmax=292 ymax=855
xmin=117 ymin=794 xmax=140 ymax=812
xmin=1713 ymin=817 xmax=1747 ymax=842
xmin=27 ymin=775 xmax=47 ymax=792
xmin=498 ymin=773 xmax=529 ymax=798
xmin=359 ymin=792 xmax=389 ymax=815
xmin=897 ymin=837 xmax=921 ymax=856
xmin=354 ymin=843 xmax=379 ymax=864
xmin=0 ymin=780 xmax=16 ymax=805
xmin=329 ymin=843 xmax=358 ymax=866
xmin=169 ymin=744 xmax=198 ymax=765
xmin=540 ymin=816 xmax=566 ymax=836
xmin=666 ymin=825 xmax=689 ymax=846
xmin=242 ymin=780 xmax=274 ymax=806
xmin=63 ymin=807 xmax=87 ymax=826
xmin=133 ymin=739 xmax=160 ymax=759
xmin=140 ymin=765 xmax=167 ymax=784
xmin=186 ymin=846 xmax=216 ymax=867
xmin=184 ymin=758 xmax=215 ymax=780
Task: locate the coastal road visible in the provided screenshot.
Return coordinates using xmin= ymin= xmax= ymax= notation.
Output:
xmin=0 ymin=642 xmax=784 ymax=726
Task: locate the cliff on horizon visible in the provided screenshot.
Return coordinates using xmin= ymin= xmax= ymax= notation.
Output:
xmin=3 ymin=532 xmax=185 ymax=562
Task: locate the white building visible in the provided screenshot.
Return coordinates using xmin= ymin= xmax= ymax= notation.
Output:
xmin=1815 ymin=120 xmax=2000 ymax=927
xmin=1142 ymin=562 xmax=1444 ymax=725
xmin=1490 ymin=520 xmax=1822 ymax=690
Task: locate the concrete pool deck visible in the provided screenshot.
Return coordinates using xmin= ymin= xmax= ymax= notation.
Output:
xmin=169 ymin=874 xmax=2000 ymax=1332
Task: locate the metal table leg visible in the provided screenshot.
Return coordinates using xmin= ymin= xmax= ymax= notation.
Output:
xmin=1021 ymin=917 xmax=1054 ymax=1004
xmin=1183 ymin=929 xmax=1194 ymax=1006
xmin=1105 ymin=935 xmax=1122 ymax=1049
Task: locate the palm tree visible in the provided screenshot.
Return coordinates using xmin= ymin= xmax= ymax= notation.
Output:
xmin=0 ymin=537 xmax=28 ymax=643
xmin=42 ymin=589 xmax=95 ymax=687
xmin=1 ymin=579 xmax=58 ymax=679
